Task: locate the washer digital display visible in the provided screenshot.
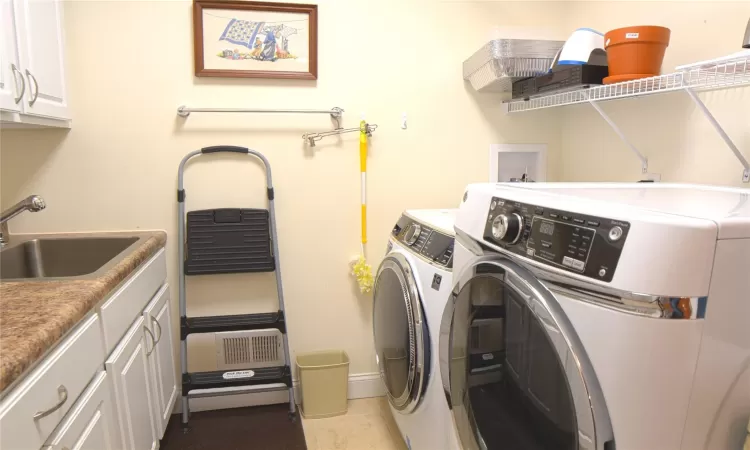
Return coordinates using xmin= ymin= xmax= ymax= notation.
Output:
xmin=482 ymin=197 xmax=631 ymax=282
xmin=539 ymin=221 xmax=555 ymax=236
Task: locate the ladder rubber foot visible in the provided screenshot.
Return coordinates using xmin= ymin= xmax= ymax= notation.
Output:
xmin=182 ymin=366 xmax=292 ymax=393
xmin=181 ymin=311 xmax=286 ymax=339
xmin=182 ymin=426 xmax=191 ymax=434
xmin=288 ymin=411 xmax=297 ymax=423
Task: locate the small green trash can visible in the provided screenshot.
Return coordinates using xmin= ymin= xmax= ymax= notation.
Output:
xmin=296 ymin=350 xmax=349 ymax=419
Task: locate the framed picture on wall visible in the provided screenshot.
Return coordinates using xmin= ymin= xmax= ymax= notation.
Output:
xmin=193 ymin=1 xmax=318 ymax=80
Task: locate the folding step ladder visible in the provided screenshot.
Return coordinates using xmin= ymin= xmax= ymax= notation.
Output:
xmin=177 ymin=145 xmax=295 ymax=431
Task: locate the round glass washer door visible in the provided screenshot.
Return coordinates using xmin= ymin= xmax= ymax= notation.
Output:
xmin=373 ymin=252 xmax=429 ymax=413
xmin=440 ymin=255 xmax=613 ymax=450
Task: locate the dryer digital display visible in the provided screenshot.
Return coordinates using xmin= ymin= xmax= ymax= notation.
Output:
xmin=483 ymin=197 xmax=630 ymax=282
xmin=393 ymin=215 xmax=454 ymax=268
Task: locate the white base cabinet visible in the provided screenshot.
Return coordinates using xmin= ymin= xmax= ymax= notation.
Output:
xmin=0 ymin=314 xmax=104 ymax=450
xmin=106 ymin=316 xmax=158 ymax=450
xmin=43 ymin=371 xmax=118 ymax=450
xmin=144 ymin=285 xmax=179 ymax=437
xmin=0 ymin=248 xmax=174 ymax=450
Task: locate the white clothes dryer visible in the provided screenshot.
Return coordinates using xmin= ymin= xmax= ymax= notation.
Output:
xmin=373 ymin=209 xmax=461 ymax=450
xmin=441 ymin=183 xmax=750 ymax=450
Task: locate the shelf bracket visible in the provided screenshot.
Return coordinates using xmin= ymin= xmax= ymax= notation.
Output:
xmin=587 ymin=99 xmax=650 ymax=175
xmin=684 ymin=88 xmax=750 ymax=183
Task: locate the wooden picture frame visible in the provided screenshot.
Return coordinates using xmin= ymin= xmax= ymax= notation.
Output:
xmin=193 ymin=1 xmax=318 ymax=80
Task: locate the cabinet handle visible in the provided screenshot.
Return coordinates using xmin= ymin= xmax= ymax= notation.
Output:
xmin=10 ymin=64 xmax=25 ymax=104
xmin=33 ymin=385 xmax=68 ymax=420
xmin=25 ymin=69 xmax=39 ymax=105
xmin=151 ymin=316 xmax=162 ymax=344
xmin=144 ymin=326 xmax=156 ymax=356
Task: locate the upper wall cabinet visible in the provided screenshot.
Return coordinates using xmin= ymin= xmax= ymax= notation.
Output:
xmin=0 ymin=0 xmax=22 ymax=112
xmin=0 ymin=0 xmax=69 ymax=127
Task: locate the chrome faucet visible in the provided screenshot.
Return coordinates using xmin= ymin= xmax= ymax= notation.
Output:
xmin=0 ymin=195 xmax=46 ymax=247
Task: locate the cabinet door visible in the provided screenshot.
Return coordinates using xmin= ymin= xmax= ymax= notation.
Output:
xmin=105 ymin=316 xmax=158 ymax=450
xmin=0 ymin=314 xmax=104 ymax=450
xmin=43 ymin=371 xmax=117 ymax=450
xmin=13 ymin=0 xmax=69 ymax=119
xmin=0 ymin=0 xmax=22 ymax=111
xmin=143 ymin=284 xmax=178 ymax=438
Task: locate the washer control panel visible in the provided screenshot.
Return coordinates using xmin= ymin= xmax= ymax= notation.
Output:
xmin=483 ymin=197 xmax=630 ymax=282
xmin=392 ymin=215 xmax=454 ymax=268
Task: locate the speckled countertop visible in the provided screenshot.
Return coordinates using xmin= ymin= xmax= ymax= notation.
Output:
xmin=0 ymin=231 xmax=167 ymax=393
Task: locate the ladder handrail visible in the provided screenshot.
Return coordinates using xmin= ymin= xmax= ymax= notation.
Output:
xmin=176 ymin=146 xmax=296 ymax=428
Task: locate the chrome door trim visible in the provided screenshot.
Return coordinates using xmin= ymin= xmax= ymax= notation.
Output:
xmin=373 ymin=252 xmax=426 ymax=413
xmin=460 ymin=231 xmax=706 ymax=320
xmin=440 ymin=254 xmax=614 ymax=450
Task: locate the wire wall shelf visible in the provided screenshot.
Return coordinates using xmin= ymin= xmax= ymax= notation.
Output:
xmin=501 ymin=54 xmax=750 ymax=182
xmin=504 ymin=54 xmax=750 ymax=112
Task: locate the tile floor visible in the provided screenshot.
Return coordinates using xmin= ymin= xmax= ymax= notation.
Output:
xmin=301 ymin=397 xmax=409 ymax=450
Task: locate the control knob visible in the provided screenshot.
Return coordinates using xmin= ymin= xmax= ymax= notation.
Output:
xmin=403 ymin=223 xmax=422 ymax=246
xmin=491 ymin=213 xmax=523 ymax=244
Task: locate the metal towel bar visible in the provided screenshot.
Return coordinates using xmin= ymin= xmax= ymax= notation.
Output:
xmin=177 ymin=105 xmax=343 ymax=118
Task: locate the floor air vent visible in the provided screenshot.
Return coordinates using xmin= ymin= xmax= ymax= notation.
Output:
xmin=216 ymin=330 xmax=284 ymax=370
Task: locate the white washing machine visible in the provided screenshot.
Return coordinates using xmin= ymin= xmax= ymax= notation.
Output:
xmin=440 ymin=183 xmax=750 ymax=450
xmin=373 ymin=209 xmax=461 ymax=450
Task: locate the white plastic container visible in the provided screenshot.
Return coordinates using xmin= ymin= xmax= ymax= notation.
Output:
xmin=558 ymin=28 xmax=605 ymax=65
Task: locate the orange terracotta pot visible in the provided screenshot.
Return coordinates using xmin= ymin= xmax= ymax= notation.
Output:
xmin=603 ymin=26 xmax=671 ymax=84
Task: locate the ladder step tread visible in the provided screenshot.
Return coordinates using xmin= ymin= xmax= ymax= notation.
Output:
xmin=183 ymin=366 xmax=292 ymax=393
xmin=181 ymin=311 xmax=285 ymax=338
xmin=184 ymin=208 xmax=276 ymax=276
xmin=184 ymin=264 xmax=276 ymax=275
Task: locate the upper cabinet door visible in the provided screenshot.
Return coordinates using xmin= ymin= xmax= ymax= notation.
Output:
xmin=13 ymin=0 xmax=69 ymax=119
xmin=0 ymin=0 xmax=23 ymax=112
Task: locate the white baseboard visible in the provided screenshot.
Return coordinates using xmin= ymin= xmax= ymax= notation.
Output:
xmin=346 ymin=372 xmax=385 ymax=399
xmin=176 ymin=372 xmax=384 ymax=414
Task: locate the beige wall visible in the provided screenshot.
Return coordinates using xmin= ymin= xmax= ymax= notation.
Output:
xmin=559 ymin=2 xmax=750 ymax=186
xmin=2 ymin=1 xmax=748 ymax=378
xmin=0 ymin=0 xmax=566 ymax=375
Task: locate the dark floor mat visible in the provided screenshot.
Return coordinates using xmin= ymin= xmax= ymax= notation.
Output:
xmin=160 ymin=404 xmax=307 ymax=450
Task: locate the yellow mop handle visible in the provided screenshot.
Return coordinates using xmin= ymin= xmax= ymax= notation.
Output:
xmin=359 ymin=120 xmax=367 ymax=244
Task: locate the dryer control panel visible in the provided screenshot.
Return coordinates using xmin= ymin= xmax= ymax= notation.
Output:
xmin=483 ymin=197 xmax=630 ymax=282
xmin=392 ymin=215 xmax=454 ymax=268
